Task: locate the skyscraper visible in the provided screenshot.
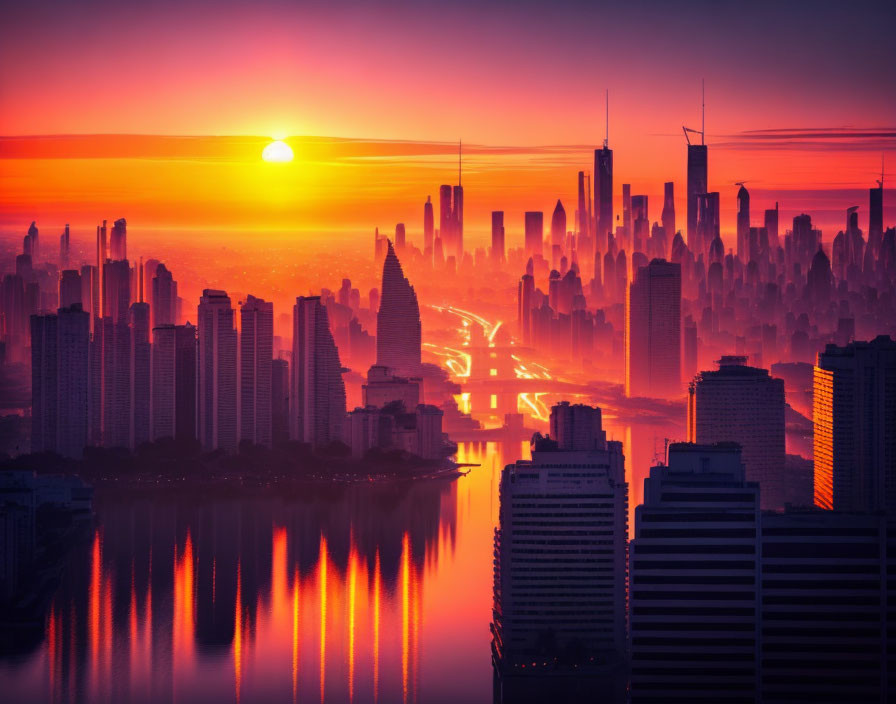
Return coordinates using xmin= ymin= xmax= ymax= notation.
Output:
xmin=688 ymin=356 xmax=786 ymax=509
xmin=869 ymin=170 xmax=884 ymax=254
xmin=524 ymin=211 xmax=543 ymax=258
xmin=129 ymin=301 xmax=151 ymax=449
xmin=109 ymin=217 xmax=127 ymax=261
xmin=423 ymin=195 xmax=434 ymax=255
xmin=736 ymin=184 xmax=750 ymax=261
xmin=394 ymin=222 xmax=406 ymax=250
xmin=101 ymin=260 xmax=131 ymax=448
xmin=59 ymin=224 xmax=70 ymax=268
xmin=813 ymin=336 xmax=896 ymax=512
xmin=550 ymin=200 xmax=566 ymax=251
xmin=439 ymin=184 xmax=453 ymax=257
xmin=493 ymin=406 xmax=627 ymax=674
xmin=291 ymin=296 xmax=346 ymax=448
xmin=59 ymin=269 xmax=82 ymax=309
xmin=630 ymin=443 xmax=759 ymax=702
xmin=577 ymin=170 xmax=589 ymax=239
xmin=151 ymin=323 xmax=197 ymax=442
xmin=30 ymin=313 xmax=58 ymax=454
xmin=696 ymin=191 xmax=720 ymax=256
xmin=661 ymin=182 xmax=675 ymax=244
xmin=595 ymin=103 xmax=613 ymax=243
xmin=625 ymin=259 xmax=681 ymax=398
xmin=764 ymin=202 xmax=779 ymax=249
xmin=240 ymin=295 xmax=273 ymax=447
xmin=376 ymin=241 xmax=422 ymax=378
xmin=56 ymin=304 xmax=90 ymax=458
xmin=152 ymin=263 xmax=177 ymax=327
xmin=686 ymin=144 xmax=708 ymax=251
xmin=197 ymin=289 xmax=237 ymax=452
xmin=491 ymin=211 xmax=505 ymax=264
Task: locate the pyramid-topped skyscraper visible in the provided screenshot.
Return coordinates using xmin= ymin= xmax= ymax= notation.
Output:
xmin=376 ymin=240 xmax=422 ymax=377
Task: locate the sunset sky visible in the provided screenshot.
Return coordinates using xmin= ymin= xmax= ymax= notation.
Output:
xmin=1 ymin=0 xmax=894 ymax=249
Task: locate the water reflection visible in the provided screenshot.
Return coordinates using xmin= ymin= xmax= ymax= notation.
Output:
xmin=2 ymin=476 xmax=470 ymax=704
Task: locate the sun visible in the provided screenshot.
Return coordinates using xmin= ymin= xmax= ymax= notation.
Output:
xmin=262 ymin=140 xmax=294 ymax=163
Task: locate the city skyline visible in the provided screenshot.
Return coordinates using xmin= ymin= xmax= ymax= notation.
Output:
xmin=3 ymin=1 xmax=896 ymax=702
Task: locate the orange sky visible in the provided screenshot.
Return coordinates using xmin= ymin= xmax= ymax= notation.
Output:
xmin=1 ymin=1 xmax=894 ymax=250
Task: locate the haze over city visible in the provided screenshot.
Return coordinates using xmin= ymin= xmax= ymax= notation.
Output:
xmin=1 ymin=1 xmax=895 ymax=703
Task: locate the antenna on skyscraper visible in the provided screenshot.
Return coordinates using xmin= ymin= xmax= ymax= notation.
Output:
xmin=878 ymin=153 xmax=885 ymax=188
xmin=701 ymin=78 xmax=705 ymax=145
xmin=604 ymin=89 xmax=609 ymax=149
xmin=458 ymin=139 xmax=462 ymax=186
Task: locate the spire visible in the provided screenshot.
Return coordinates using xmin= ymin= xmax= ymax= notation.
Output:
xmin=458 ymin=139 xmax=462 ymax=186
xmin=604 ymin=89 xmax=609 ymax=149
xmin=701 ymin=78 xmax=705 ymax=145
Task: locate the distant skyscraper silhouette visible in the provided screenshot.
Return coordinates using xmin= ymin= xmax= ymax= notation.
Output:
xmin=240 ymin=295 xmax=273 ymax=447
xmin=394 ymin=222 xmax=406 ymax=250
xmin=764 ymin=201 xmax=779 ymax=249
xmin=59 ymin=269 xmax=82 ymax=309
xmin=376 ymin=241 xmax=422 ymax=377
xmin=152 ymin=263 xmax=177 ymax=327
xmin=625 ymin=258 xmax=681 ymax=398
xmin=688 ymin=356 xmax=786 ymax=509
xmin=291 ymin=296 xmax=346 ymax=448
xmin=686 ymin=144 xmax=708 ymax=251
xmin=109 ymin=217 xmax=127 ymax=261
xmin=661 ymin=182 xmax=675 ymax=244
xmin=129 ymin=301 xmax=150 ymax=449
xmin=736 ymin=184 xmax=750 ymax=260
xmin=550 ymin=199 xmax=566 ymax=251
xmin=197 ymin=289 xmax=238 ymax=452
xmin=595 ymin=96 xmax=613 ymax=242
xmin=491 ymin=211 xmax=505 ymax=263
xmin=423 ymin=196 xmax=434 ymax=256
xmin=524 ymin=211 xmax=543 ymax=258
xmin=151 ymin=323 xmax=197 ymax=441
xmin=813 ymin=336 xmax=896 ymax=512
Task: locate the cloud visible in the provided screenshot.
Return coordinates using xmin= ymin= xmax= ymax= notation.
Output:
xmin=713 ymin=126 xmax=896 ymax=152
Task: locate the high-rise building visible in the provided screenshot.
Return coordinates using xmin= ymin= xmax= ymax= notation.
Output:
xmin=271 ymin=357 xmax=289 ymax=445
xmin=59 ymin=270 xmax=82 ymax=309
xmin=240 ymin=295 xmax=273 ymax=447
xmin=491 ymin=211 xmax=505 ymax=264
xmin=630 ymin=443 xmax=759 ymax=703
xmin=631 ymin=195 xmax=648 ymax=253
xmin=129 ymin=301 xmax=150 ymax=449
xmin=439 ymin=184 xmax=453 ymax=257
xmin=813 ymin=336 xmax=896 ymax=512
xmin=595 ymin=146 xmax=613 ymax=242
xmin=550 ymin=200 xmax=566 ymax=251
xmin=493 ymin=407 xmax=627 ymax=674
xmin=376 ymin=241 xmax=422 ymax=377
xmin=151 ymin=323 xmax=197 ymax=442
xmin=622 ymin=183 xmax=632 ymax=248
xmin=549 ymin=400 xmax=606 ymax=451
xmin=696 ymin=192 xmax=720 ymax=255
xmin=151 ymin=263 xmax=177 ymax=327
xmin=30 ymin=313 xmax=58 ymax=454
xmin=736 ymin=184 xmax=750 ymax=261
xmin=659 ymin=182 xmax=674 ymax=241
xmin=577 ymin=170 xmax=589 ymax=239
xmin=625 ymin=259 xmax=681 ymax=398
xmin=869 ymin=173 xmax=884 ymax=254
xmin=109 ymin=218 xmax=127 ymax=261
xmin=423 ymin=196 xmax=434 ymax=255
xmin=686 ymin=144 xmax=708 ymax=251
xmin=688 ymin=356 xmax=786 ymax=509
xmin=291 ymin=296 xmax=346 ymax=449
xmin=59 ymin=224 xmax=70 ymax=268
xmin=102 ymin=259 xmax=130 ymax=326
xmin=764 ymin=202 xmax=779 ymax=249
xmin=524 ymin=211 xmax=543 ymax=258
xmin=197 ymin=289 xmax=237 ymax=452
xmin=760 ymin=510 xmax=888 ymax=703
xmin=394 ymin=222 xmax=406 ymax=250
xmin=56 ymin=305 xmax=90 ymax=458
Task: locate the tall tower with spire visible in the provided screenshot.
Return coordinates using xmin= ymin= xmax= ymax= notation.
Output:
xmin=594 ymin=90 xmax=613 ymax=243
xmin=452 ymin=140 xmax=464 ymax=263
xmin=376 ymin=241 xmax=422 ymax=377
